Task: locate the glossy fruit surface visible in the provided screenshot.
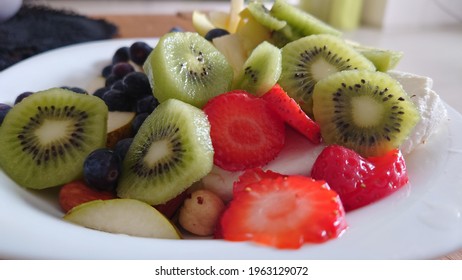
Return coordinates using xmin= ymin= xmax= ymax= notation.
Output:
xmin=203 ymin=90 xmax=286 ymax=171
xmin=311 ymin=145 xmax=408 ymax=211
xmin=219 ymin=168 xmax=347 ymax=248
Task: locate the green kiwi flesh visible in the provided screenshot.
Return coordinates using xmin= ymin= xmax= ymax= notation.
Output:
xmin=0 ymin=88 xmax=108 ymax=189
xmin=234 ymin=41 xmax=282 ymax=96
xmin=312 ymin=70 xmax=420 ymax=157
xmin=246 ymin=2 xmax=286 ymax=31
xmin=270 ymin=0 xmax=342 ymax=37
xmin=278 ymin=34 xmax=376 ymax=116
xmin=355 ymin=46 xmax=404 ymax=72
xmin=143 ymin=32 xmax=233 ymax=108
xmin=117 ymin=99 xmax=214 ymax=205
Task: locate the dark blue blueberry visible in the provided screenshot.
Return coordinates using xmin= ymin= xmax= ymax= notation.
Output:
xmin=204 ymin=28 xmax=230 ymax=41
xmin=83 ymin=148 xmax=121 ymax=192
xmin=102 ymin=89 xmax=134 ymax=111
xmin=0 ymin=103 xmax=12 ymax=126
xmin=102 ymin=64 xmax=113 ymax=78
xmin=129 ymin=41 xmax=153 ymax=66
xmin=111 ymin=62 xmax=135 ymax=79
xmin=93 ymin=87 xmax=108 ymax=99
xmin=110 ymin=80 xmax=126 ymax=92
xmin=114 ymin=138 xmax=133 ymax=161
xmin=122 ymin=72 xmax=152 ymax=100
xmin=169 ymin=26 xmax=184 ymax=33
xmin=14 ymin=91 xmax=34 ymax=105
xmin=61 ymin=86 xmax=88 ymax=94
xmin=135 ymin=95 xmax=158 ymax=114
xmin=112 ymin=46 xmax=130 ymax=64
xmin=132 ymin=112 xmax=150 ymax=135
xmin=105 ymin=74 xmax=120 ymax=88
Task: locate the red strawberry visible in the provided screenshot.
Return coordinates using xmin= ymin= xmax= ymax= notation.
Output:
xmin=219 ymin=168 xmax=347 ymax=249
xmin=311 ymin=145 xmax=408 ymax=211
xmin=59 ymin=180 xmax=116 ymax=213
xmin=261 ymin=84 xmax=321 ymax=144
xmin=203 ymin=90 xmax=286 ymax=171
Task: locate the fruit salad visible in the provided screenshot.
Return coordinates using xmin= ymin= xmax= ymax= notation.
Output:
xmin=0 ymin=0 xmax=448 ymax=250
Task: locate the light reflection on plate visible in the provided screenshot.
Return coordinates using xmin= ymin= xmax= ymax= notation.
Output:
xmin=0 ymin=39 xmax=461 ymax=259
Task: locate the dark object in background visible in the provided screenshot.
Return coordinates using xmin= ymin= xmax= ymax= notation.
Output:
xmin=0 ymin=4 xmax=118 ymax=71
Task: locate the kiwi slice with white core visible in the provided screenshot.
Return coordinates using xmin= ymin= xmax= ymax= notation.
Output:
xmin=234 ymin=41 xmax=282 ymax=96
xmin=143 ymin=32 xmax=233 ymax=108
xmin=356 ymin=47 xmax=404 ymax=72
xmin=0 ymin=88 xmax=108 ymax=189
xmin=270 ymin=0 xmax=342 ymax=37
xmin=117 ymin=99 xmax=214 ymax=205
xmin=278 ymin=34 xmax=376 ymax=116
xmin=312 ymin=70 xmax=420 ymax=157
xmin=246 ymin=2 xmax=286 ymax=31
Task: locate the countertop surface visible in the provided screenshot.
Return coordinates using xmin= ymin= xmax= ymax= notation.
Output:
xmin=4 ymin=1 xmax=462 ymax=260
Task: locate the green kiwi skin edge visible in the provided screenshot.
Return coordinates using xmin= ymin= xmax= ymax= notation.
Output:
xmin=312 ymin=70 xmax=420 ymax=157
xmin=278 ymin=34 xmax=376 ymax=117
xmin=0 ymin=88 xmax=108 ymax=189
xmin=143 ymin=32 xmax=233 ymax=109
xmin=117 ymin=99 xmax=214 ymax=206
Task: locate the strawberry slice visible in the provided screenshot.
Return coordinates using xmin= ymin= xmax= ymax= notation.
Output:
xmin=203 ymin=90 xmax=286 ymax=171
xmin=311 ymin=145 xmax=408 ymax=211
xmin=219 ymin=168 xmax=347 ymax=249
xmin=261 ymin=84 xmax=321 ymax=144
xmin=59 ymin=180 xmax=116 ymax=213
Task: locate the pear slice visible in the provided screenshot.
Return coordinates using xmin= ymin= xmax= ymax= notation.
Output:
xmin=64 ymin=198 xmax=181 ymax=239
xmin=106 ymin=111 xmax=136 ymax=149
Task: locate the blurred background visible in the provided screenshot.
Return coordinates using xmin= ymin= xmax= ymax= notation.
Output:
xmin=30 ymin=0 xmax=462 ymax=30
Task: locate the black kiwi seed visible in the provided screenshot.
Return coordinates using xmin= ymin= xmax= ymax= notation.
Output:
xmin=312 ymin=70 xmax=420 ymax=157
xmin=130 ymin=124 xmax=185 ymax=178
xmin=117 ymin=99 xmax=214 ymax=206
xmin=0 ymin=88 xmax=108 ymax=189
xmin=279 ymin=34 xmax=375 ymax=117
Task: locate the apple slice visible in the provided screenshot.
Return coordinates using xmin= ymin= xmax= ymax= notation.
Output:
xmin=106 ymin=111 xmax=136 ymax=149
xmin=64 ymin=198 xmax=181 ymax=239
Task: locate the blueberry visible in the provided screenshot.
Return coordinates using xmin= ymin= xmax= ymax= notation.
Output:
xmin=105 ymin=74 xmax=120 ymax=88
xmin=102 ymin=64 xmax=113 ymax=78
xmin=93 ymin=87 xmax=108 ymax=99
xmin=102 ymin=89 xmax=134 ymax=111
xmin=0 ymin=103 xmax=12 ymax=126
xmin=114 ymin=138 xmax=133 ymax=161
xmin=135 ymin=95 xmax=158 ymax=114
xmin=14 ymin=91 xmax=34 ymax=105
xmin=111 ymin=62 xmax=135 ymax=79
xmin=132 ymin=112 xmax=150 ymax=135
xmin=61 ymin=86 xmax=88 ymax=94
xmin=204 ymin=28 xmax=230 ymax=41
xmin=169 ymin=26 xmax=184 ymax=33
xmin=112 ymin=46 xmax=130 ymax=64
xmin=122 ymin=72 xmax=152 ymax=100
xmin=83 ymin=148 xmax=121 ymax=192
xmin=129 ymin=41 xmax=153 ymax=66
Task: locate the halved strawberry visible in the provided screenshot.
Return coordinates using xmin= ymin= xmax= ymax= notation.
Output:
xmin=59 ymin=180 xmax=116 ymax=213
xmin=203 ymin=90 xmax=286 ymax=171
xmin=261 ymin=84 xmax=321 ymax=144
xmin=311 ymin=145 xmax=408 ymax=211
xmin=219 ymin=168 xmax=347 ymax=249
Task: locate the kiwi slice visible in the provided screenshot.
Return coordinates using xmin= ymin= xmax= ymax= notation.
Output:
xmin=0 ymin=88 xmax=108 ymax=189
xmin=312 ymin=70 xmax=420 ymax=157
xmin=246 ymin=2 xmax=286 ymax=31
xmin=143 ymin=32 xmax=233 ymax=108
xmin=356 ymin=47 xmax=404 ymax=72
xmin=270 ymin=0 xmax=342 ymax=37
xmin=234 ymin=41 xmax=282 ymax=96
xmin=278 ymin=34 xmax=376 ymax=116
xmin=117 ymin=98 xmax=214 ymax=206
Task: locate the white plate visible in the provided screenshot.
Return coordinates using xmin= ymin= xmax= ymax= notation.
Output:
xmin=0 ymin=39 xmax=461 ymax=260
